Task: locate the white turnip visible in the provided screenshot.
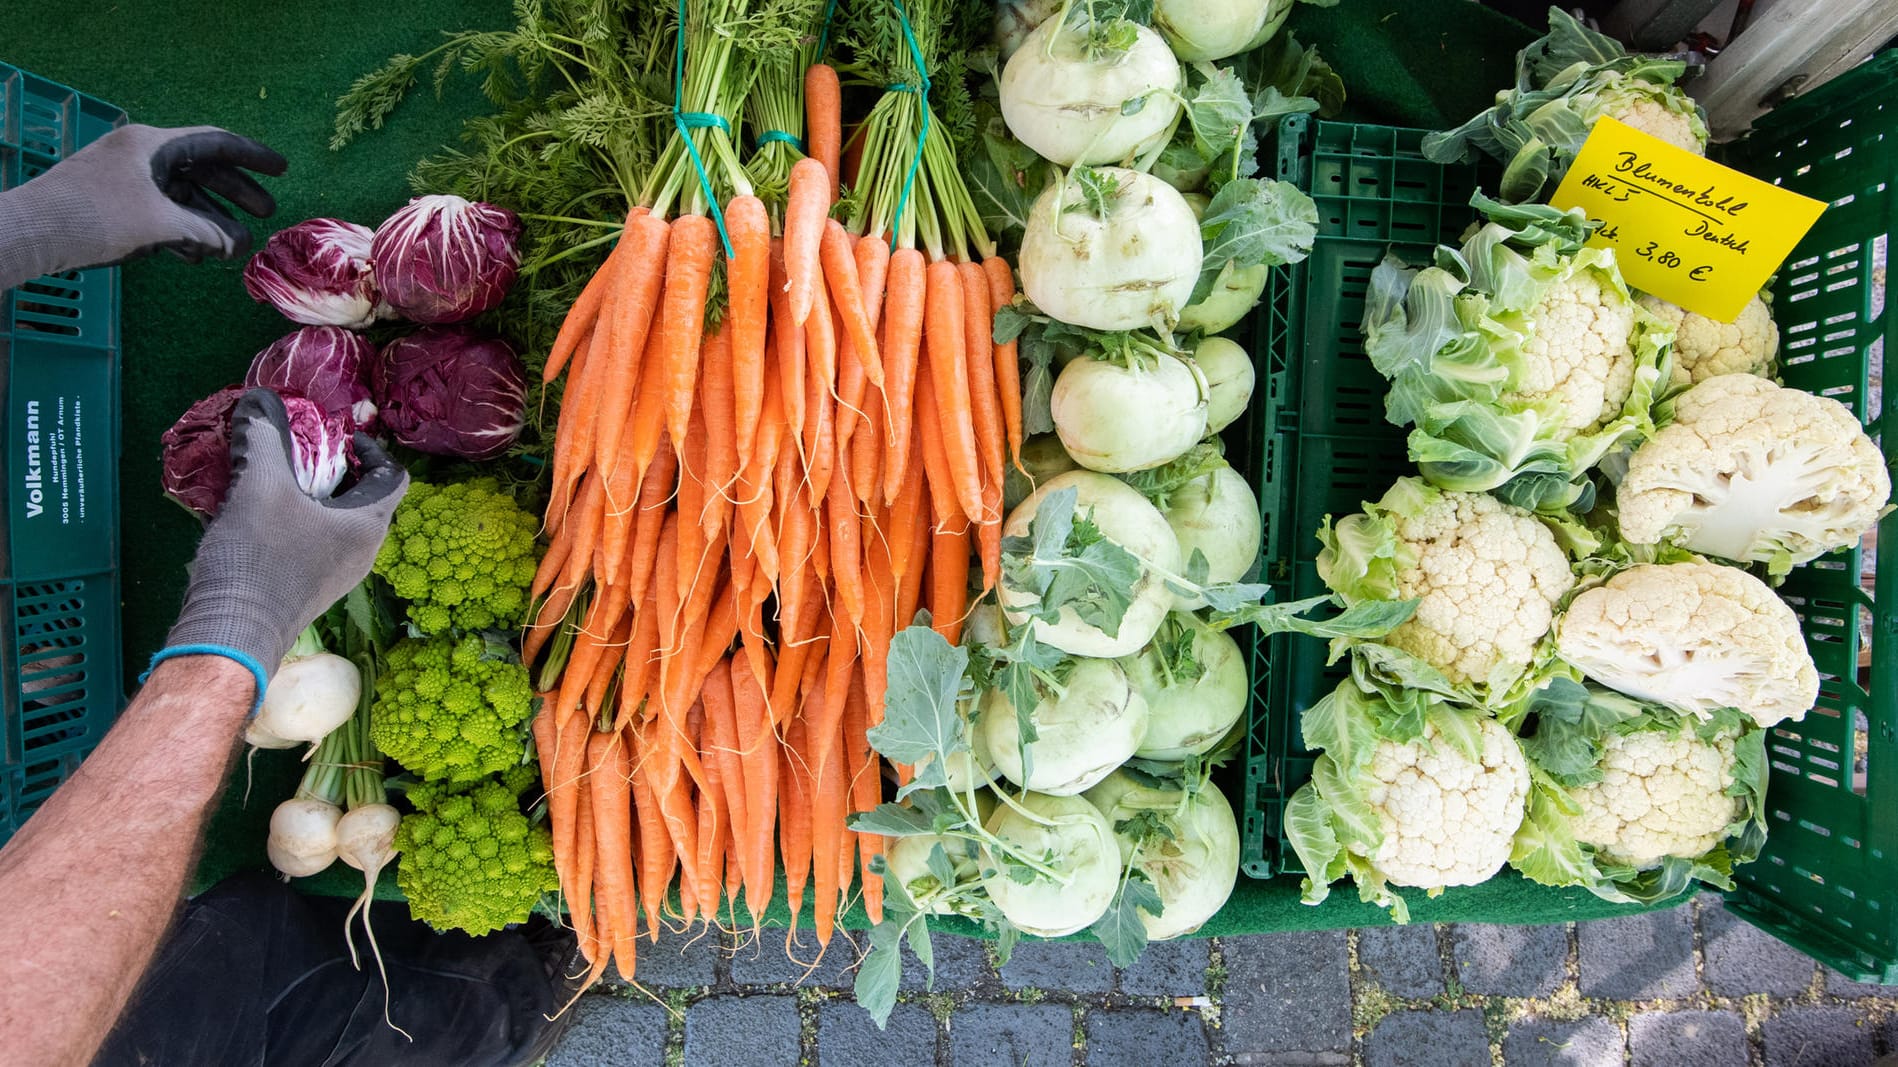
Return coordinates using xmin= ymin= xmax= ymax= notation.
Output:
xmin=1084 ymin=770 xmax=1241 ymax=940
xmin=982 ymin=657 xmax=1151 ymax=795
xmin=1120 ymin=615 xmax=1250 ymax=760
xmin=999 ymin=471 xmax=1184 ymax=658
xmin=1052 ymin=353 xmax=1208 ymax=473
xmin=999 ymin=18 xmax=1182 ymax=167
xmin=254 ymin=650 xmax=360 ymax=745
xmin=981 ymin=791 xmax=1122 ymax=936
xmin=1020 ymin=167 xmax=1203 ymax=332
xmin=268 ymin=796 xmax=343 ymax=877
xmin=1191 ymin=336 xmax=1255 ymax=434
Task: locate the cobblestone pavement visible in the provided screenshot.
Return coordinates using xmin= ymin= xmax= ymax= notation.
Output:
xmin=545 ymin=894 xmax=1898 ymax=1066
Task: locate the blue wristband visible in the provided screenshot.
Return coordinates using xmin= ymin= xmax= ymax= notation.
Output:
xmin=143 ymin=644 xmax=269 ymax=715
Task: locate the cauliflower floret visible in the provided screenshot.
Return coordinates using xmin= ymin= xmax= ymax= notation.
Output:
xmin=1365 ymin=717 xmax=1530 ymax=888
xmin=1322 ymin=478 xmax=1574 ymax=691
xmin=1570 ymin=726 xmax=1741 ymax=869
xmin=1598 ymin=96 xmax=1706 ymax=155
xmin=1636 ymin=292 xmax=1778 ymax=388
xmin=373 ymin=478 xmax=541 ymax=635
xmin=1616 ymin=374 xmax=1890 ymax=571
xmin=394 ymin=766 xmax=559 ymax=935
xmin=1509 ymin=270 xmax=1638 ymax=434
xmin=1555 ymin=561 xmax=1818 ymax=727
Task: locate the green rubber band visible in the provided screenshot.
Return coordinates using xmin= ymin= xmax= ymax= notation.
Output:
xmin=758 ymin=129 xmax=806 ymax=151
xmin=674 ymin=0 xmax=736 ymax=259
xmin=889 ymin=0 xmax=932 ymax=239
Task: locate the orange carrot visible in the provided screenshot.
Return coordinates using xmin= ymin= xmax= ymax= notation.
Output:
xmin=769 ymin=240 xmax=808 ymax=445
xmin=924 ymin=261 xmax=984 ymax=522
xmin=913 ymin=370 xmax=960 ymax=533
xmin=660 ymin=214 xmax=718 ymax=453
xmin=779 ymin=713 xmax=816 ymax=935
xmin=844 ymin=673 xmax=885 ymax=924
xmin=804 ymin=65 xmax=843 ymax=201
xmin=821 ymin=221 xmax=883 ymax=389
xmin=569 ymin=768 xmax=599 ymax=963
xmin=826 ymin=458 xmax=865 ymax=626
xmin=879 ymin=249 xmax=927 ymax=504
xmin=930 ymin=515 xmax=972 ymax=645
xmin=981 ymin=255 xmax=1024 ymax=466
xmin=587 ymin=729 xmax=639 ymax=980
xmin=784 ymin=158 xmax=830 ymax=325
xmin=702 ymin=661 xmax=749 ymax=895
xmin=543 ymin=219 xmax=626 ymax=384
xmin=699 ymin=321 xmax=739 ymax=538
xmin=855 ymin=235 xmax=892 ymax=332
xmin=628 ymin=717 xmax=676 ymax=933
xmin=621 ymin=436 xmax=676 ymax=602
xmin=726 ymin=195 xmax=771 ymax=472
xmin=615 ymin=580 xmax=662 ymax=730
xmin=590 ymin=213 xmax=671 ymax=481
xmin=625 ymin=304 xmax=673 ymax=484
xmin=730 ymin=654 xmax=778 ymax=923
xmin=957 ymin=259 xmax=1006 ymax=495
xmin=886 ymin=439 xmax=928 ymax=584
xmin=804 ymin=305 xmax=838 ymax=503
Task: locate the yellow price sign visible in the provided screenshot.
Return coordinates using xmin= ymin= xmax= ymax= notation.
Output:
xmin=1549 ymin=116 xmax=1826 ymax=323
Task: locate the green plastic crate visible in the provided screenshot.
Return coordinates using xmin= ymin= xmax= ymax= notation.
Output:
xmin=0 ymin=63 xmax=127 ymax=843
xmin=1242 ymin=54 xmax=1898 ymax=981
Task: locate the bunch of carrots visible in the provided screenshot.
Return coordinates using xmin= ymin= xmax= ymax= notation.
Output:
xmin=525 ymin=1 xmax=1016 ymax=985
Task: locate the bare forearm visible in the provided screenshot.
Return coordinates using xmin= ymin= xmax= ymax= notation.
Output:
xmin=0 ymin=656 xmax=252 ymax=1067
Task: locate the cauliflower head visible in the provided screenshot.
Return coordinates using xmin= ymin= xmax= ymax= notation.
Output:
xmin=395 ymin=767 xmax=558 ymax=935
xmin=373 ymin=478 xmax=541 ymax=634
xmin=1616 ymin=374 xmax=1890 ymax=573
xmin=1554 ymin=561 xmax=1818 ymax=727
xmin=1510 ymin=268 xmax=1639 ymax=434
xmin=1636 ymin=293 xmax=1778 ymax=389
xmin=1319 ymin=477 xmax=1574 ymax=694
xmin=1285 ymin=683 xmax=1530 ymax=920
xmin=1587 ymin=88 xmax=1708 ymax=155
xmin=1569 ymin=725 xmax=1741 ymax=869
xmin=1365 ymin=715 xmax=1530 ymax=889
xmin=372 ymin=633 xmax=536 ymax=782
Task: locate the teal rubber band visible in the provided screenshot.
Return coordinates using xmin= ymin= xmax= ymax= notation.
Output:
xmin=673 ymin=0 xmax=736 ymax=259
xmin=889 ymin=0 xmax=932 ymax=240
xmin=144 ymin=644 xmax=269 ymax=716
xmin=758 ymin=129 xmax=806 ymax=151
xmin=817 ymin=0 xmax=841 ymax=55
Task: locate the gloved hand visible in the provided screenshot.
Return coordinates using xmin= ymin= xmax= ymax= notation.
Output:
xmin=0 ymin=124 xmax=286 ymax=291
xmin=164 ymin=390 xmax=407 ymax=684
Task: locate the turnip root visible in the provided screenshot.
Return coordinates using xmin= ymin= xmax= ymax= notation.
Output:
xmin=1164 ymin=463 xmax=1262 ymax=607
xmin=981 ymin=791 xmax=1121 ymax=936
xmin=1191 ymin=336 xmax=1255 ymax=434
xmin=1085 ymin=770 xmax=1241 ymax=940
xmin=268 ymin=796 xmax=343 ymax=876
xmin=1000 ymin=18 xmax=1182 ymax=167
xmin=254 ymin=651 xmax=360 ymax=745
xmin=1052 ymin=353 xmax=1208 ymax=473
xmin=1121 ymin=615 xmax=1250 ymax=760
xmin=999 ymin=472 xmax=1183 ymax=658
xmin=982 ymin=658 xmax=1150 ymax=795
xmin=1020 ymin=167 xmax=1202 ymax=332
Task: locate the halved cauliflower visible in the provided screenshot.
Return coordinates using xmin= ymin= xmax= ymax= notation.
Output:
xmin=1554 ymin=561 xmax=1818 ymax=727
xmin=1570 ymin=725 xmax=1742 ymax=869
xmin=1636 ymin=292 xmax=1778 ymax=389
xmin=1616 ymin=374 xmax=1890 ymax=573
xmin=1318 ymin=477 xmax=1574 ymax=698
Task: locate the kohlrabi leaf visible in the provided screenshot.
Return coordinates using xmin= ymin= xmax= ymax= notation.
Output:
xmin=1117 ymin=441 xmax=1226 ymax=510
xmin=1070 ymin=167 xmax=1120 ymax=220
xmin=1005 ymin=487 xmax=1144 ymax=639
xmin=850 ymin=802 xmax=949 ymax=838
xmin=1193 ymin=178 xmax=1318 ymax=304
xmin=869 ymin=627 xmax=974 ymax=797
xmin=854 ymin=857 xmax=928 ymax=1029
xmin=969 ymin=116 xmax=1054 ymax=241
xmin=1183 ymin=63 xmax=1254 ymax=165
xmin=1207 ymin=594 xmax=1419 ymax=642
xmin=1090 ymin=869 xmax=1164 ymax=967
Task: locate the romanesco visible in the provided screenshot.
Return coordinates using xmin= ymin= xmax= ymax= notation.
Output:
xmin=373 ymin=478 xmax=540 ymax=635
xmin=394 ymin=766 xmax=558 ymax=935
xmin=372 ymin=633 xmax=535 ymax=783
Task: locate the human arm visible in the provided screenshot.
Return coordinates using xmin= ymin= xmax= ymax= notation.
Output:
xmin=0 ymin=655 xmax=253 ymax=1067
xmin=0 ymin=389 xmax=406 ymax=1067
xmin=0 ymin=124 xmax=286 ymax=291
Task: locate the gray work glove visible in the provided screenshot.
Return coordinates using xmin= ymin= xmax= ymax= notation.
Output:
xmin=0 ymin=124 xmax=286 ymax=291
xmin=165 ymin=389 xmax=407 ymax=680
